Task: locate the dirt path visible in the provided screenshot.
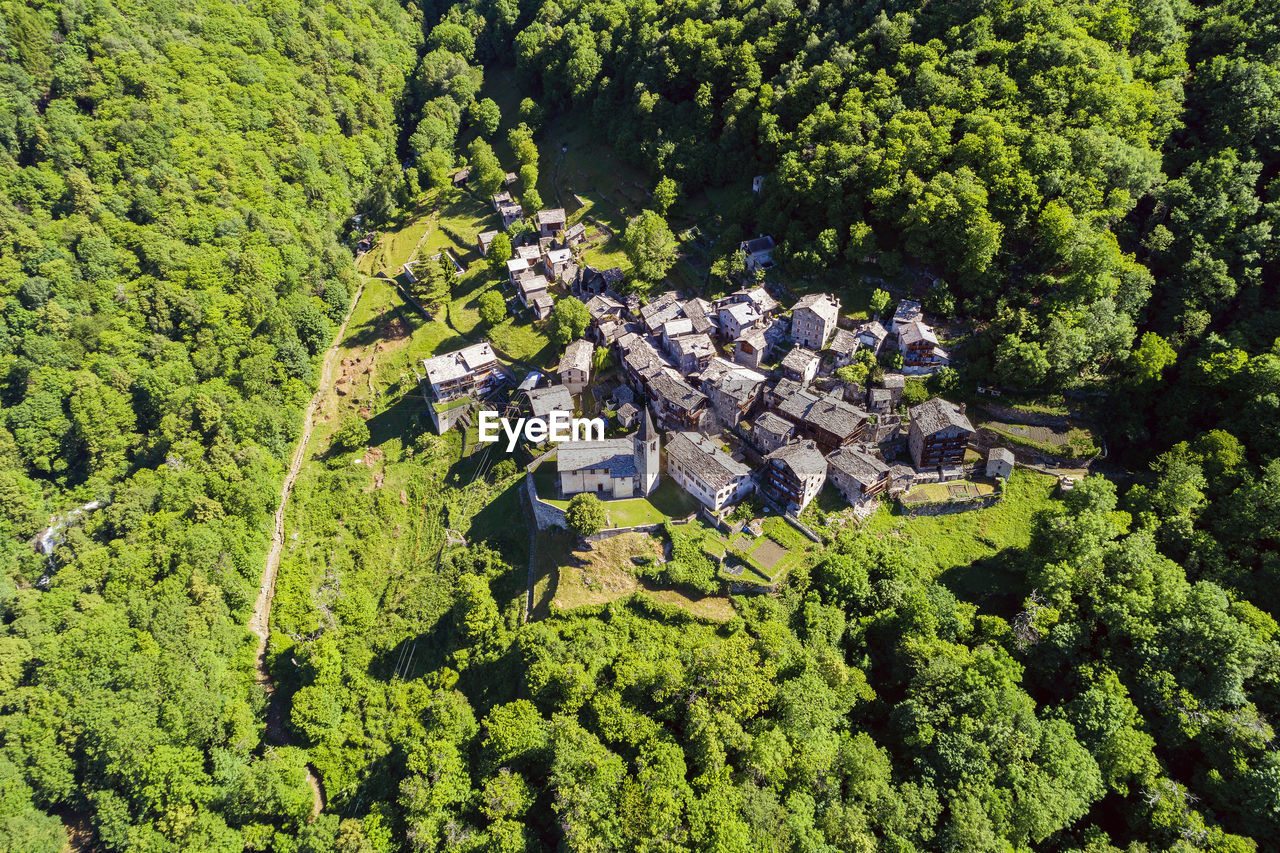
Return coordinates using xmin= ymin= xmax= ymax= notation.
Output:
xmin=249 ymin=279 xmax=364 ymax=819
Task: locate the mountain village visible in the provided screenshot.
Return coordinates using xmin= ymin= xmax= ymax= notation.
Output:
xmin=415 ymin=201 xmax=1015 ymax=550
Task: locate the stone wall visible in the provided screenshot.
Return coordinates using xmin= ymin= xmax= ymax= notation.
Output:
xmin=900 ymin=493 xmax=1002 ymax=518
xmin=525 ymin=472 xmax=568 ymax=530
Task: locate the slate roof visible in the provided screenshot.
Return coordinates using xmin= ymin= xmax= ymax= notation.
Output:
xmin=672 ymin=334 xmax=714 ymax=363
xmin=755 ymin=411 xmax=794 ymax=439
xmin=423 ymin=342 xmax=499 ymax=386
xmin=827 ymin=447 xmax=889 ymax=486
xmin=557 ymin=439 xmax=636 ymax=478
xmin=782 ymin=347 xmax=819 ymax=373
xmin=648 ymin=372 xmax=708 ymax=412
xmin=559 ymin=339 xmax=593 ymax=375
xmin=662 ymin=318 xmax=694 ymax=339
xmin=767 ymin=440 xmax=827 ymax=479
xmin=616 ymin=402 xmax=639 ymax=423
xmin=857 ymin=320 xmax=888 ymax=345
xmin=792 ymin=293 xmax=840 ymax=323
xmin=829 ymin=328 xmax=859 ymax=355
xmin=775 ymin=383 xmax=867 ymax=439
xmin=742 ymin=235 xmax=775 ymax=254
xmin=519 ymin=275 xmax=550 ymax=299
xmin=909 ymin=398 xmax=975 ymax=436
xmin=720 ymin=302 xmax=760 ymax=327
xmin=524 ymin=385 xmax=574 ymax=419
xmin=666 ymin=432 xmax=751 ymax=490
xmin=893 ymin=299 xmax=923 ymax=326
xmin=536 ymin=208 xmax=567 ymax=227
xmin=899 ymin=320 xmax=938 ymax=346
xmin=734 ymin=285 xmax=779 ymax=315
xmin=585 ymin=293 xmax=624 ymax=319
xmin=989 ymin=447 xmax=1015 ymax=464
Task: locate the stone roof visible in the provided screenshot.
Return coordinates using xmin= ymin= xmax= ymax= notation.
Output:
xmin=899 ymin=320 xmax=938 ymax=346
xmin=909 ymin=398 xmax=975 ymax=436
xmin=827 ymin=446 xmax=889 ymax=486
xmin=742 ymin=235 xmax=775 ymax=254
xmin=672 ymin=333 xmax=714 ymax=362
xmin=515 ymin=244 xmax=541 ymax=261
xmin=989 ymin=447 xmax=1015 ymax=463
xmin=662 ymin=318 xmax=694 ymax=339
xmin=556 ymin=439 xmax=636 ymax=479
xmin=735 ymin=285 xmax=779 ymax=314
xmin=507 ymin=258 xmax=530 ymax=274
xmin=648 ymin=372 xmax=708 ymax=412
xmin=519 ymin=275 xmax=550 ymax=298
xmin=767 ymin=439 xmax=827 ymax=480
xmin=616 ymin=402 xmax=638 ymax=422
xmin=776 ymin=383 xmax=866 ymax=439
xmin=755 ymin=411 xmax=794 ymax=438
xmin=524 ymin=385 xmax=574 ymax=419
xmin=792 ymin=293 xmax=840 ymax=324
xmin=829 ymin=328 xmax=859 ymax=355
xmin=423 ymin=342 xmax=499 ymax=386
xmin=666 ymin=431 xmax=751 ymax=490
xmin=857 ymin=320 xmax=888 ymax=344
xmin=478 ymin=229 xmax=499 ymax=244
xmin=782 ymin=347 xmax=819 ymax=373
xmin=545 ymin=247 xmax=573 ymax=264
xmin=565 ymin=222 xmax=587 ymax=240
xmin=720 ymin=302 xmax=760 ymax=326
xmin=881 ymin=373 xmax=906 ymax=390
xmin=559 ymin=339 xmax=593 ymax=375
xmin=586 ymin=293 xmax=624 ymax=319
xmin=701 ymin=357 xmax=766 ymax=386
xmin=893 ymin=299 xmax=923 ymax=326
xmin=536 ymin=208 xmax=567 ymax=226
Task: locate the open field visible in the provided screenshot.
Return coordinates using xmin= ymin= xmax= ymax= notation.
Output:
xmin=864 ymin=468 xmax=1058 ymax=585
xmin=529 ymin=530 xmax=735 ymax=622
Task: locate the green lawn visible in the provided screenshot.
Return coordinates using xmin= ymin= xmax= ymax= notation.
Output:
xmin=863 ymin=468 xmax=1058 ymax=579
xmin=535 ymin=468 xmax=701 ymax=528
xmin=900 ymin=478 xmax=997 ymax=505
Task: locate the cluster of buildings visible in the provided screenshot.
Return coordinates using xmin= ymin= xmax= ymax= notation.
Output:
xmin=417 ymin=222 xmax=991 ymax=524
xmin=480 ymin=197 xmax=598 ymax=321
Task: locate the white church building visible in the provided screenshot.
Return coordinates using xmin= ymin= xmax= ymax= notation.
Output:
xmin=556 ymin=408 xmax=660 ymax=499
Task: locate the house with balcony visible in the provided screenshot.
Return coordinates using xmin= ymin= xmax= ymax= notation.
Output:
xmin=908 ymin=398 xmax=975 ymax=470
xmin=761 ymin=440 xmax=827 ymax=513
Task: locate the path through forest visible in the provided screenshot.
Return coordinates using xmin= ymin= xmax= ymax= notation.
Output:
xmin=248 ymin=279 xmax=365 ymax=820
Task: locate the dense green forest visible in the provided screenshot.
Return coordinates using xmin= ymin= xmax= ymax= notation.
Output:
xmin=2 ymin=0 xmax=1280 ymax=850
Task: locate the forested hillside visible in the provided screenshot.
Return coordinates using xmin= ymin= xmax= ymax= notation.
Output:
xmin=3 ymin=0 xmax=1280 ymax=850
xmin=0 ymin=0 xmax=419 ymax=848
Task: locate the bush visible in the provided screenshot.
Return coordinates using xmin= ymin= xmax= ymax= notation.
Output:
xmin=330 ymin=417 xmax=369 ymax=454
xmin=566 ymin=493 xmax=606 ymax=536
xmin=478 ymin=290 xmax=506 ymax=325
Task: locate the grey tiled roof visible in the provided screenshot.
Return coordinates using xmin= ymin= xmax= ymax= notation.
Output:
xmin=648 ymin=372 xmax=708 ymax=412
xmin=782 ymin=347 xmax=819 ymax=372
xmin=524 ymin=385 xmax=574 ymax=419
xmin=909 ymin=398 xmax=974 ymax=436
xmin=755 ymin=411 xmax=794 ymax=438
xmin=559 ymin=339 xmax=593 ymax=375
xmin=767 ymin=440 xmax=827 ymax=479
xmin=556 ymin=438 xmax=636 ymax=478
xmin=666 ymin=432 xmax=751 ymax=491
xmin=827 ymin=446 xmax=889 ymax=485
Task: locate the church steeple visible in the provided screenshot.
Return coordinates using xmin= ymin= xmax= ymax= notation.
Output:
xmin=634 ymin=405 xmax=660 ymax=496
